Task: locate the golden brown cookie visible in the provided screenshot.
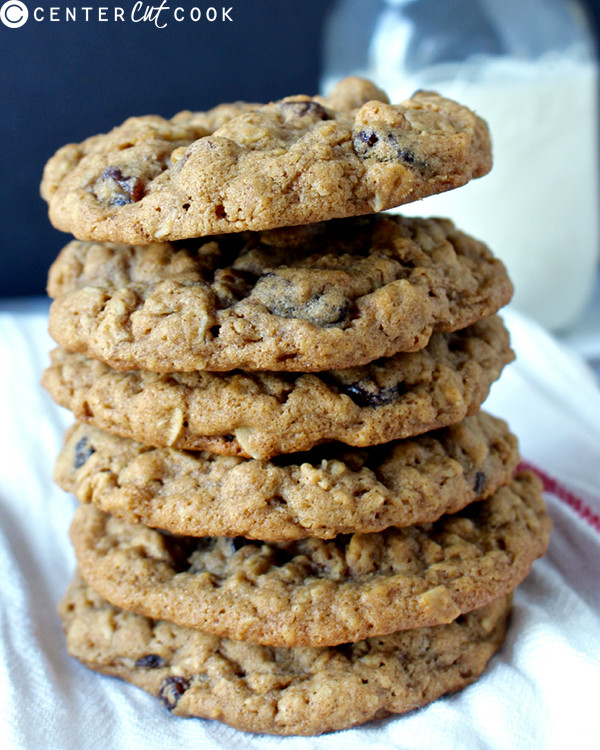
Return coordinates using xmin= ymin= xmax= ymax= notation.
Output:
xmin=42 ymin=315 xmax=514 ymax=459
xmin=55 ymin=413 xmax=519 ymax=541
xmin=70 ymin=471 xmax=550 ymax=647
xmin=46 ymin=215 xmax=512 ymax=373
xmin=41 ymin=78 xmax=491 ymax=244
xmin=59 ymin=573 xmax=511 ymax=736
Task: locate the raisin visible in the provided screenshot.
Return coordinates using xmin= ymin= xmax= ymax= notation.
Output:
xmin=353 ymin=130 xmax=425 ymax=171
xmin=74 ymin=436 xmax=94 ymax=469
xmin=397 ymin=148 xmax=416 ymax=165
xmin=280 ymin=100 xmax=330 ymax=120
xmin=135 ymin=654 xmax=164 ymax=669
xmin=384 ymin=133 xmax=418 ymax=165
xmin=330 ymin=379 xmax=407 ymax=408
xmin=473 ymin=471 xmax=487 ymax=495
xmin=98 ymin=166 xmax=145 ymax=206
xmin=280 ymin=294 xmax=349 ymax=326
xmin=253 ymin=274 xmax=351 ymax=326
xmin=358 ymin=130 xmax=379 ymax=147
xmin=158 ymin=675 xmax=190 ymax=710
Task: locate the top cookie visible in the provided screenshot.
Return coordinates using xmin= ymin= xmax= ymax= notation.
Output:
xmin=41 ymin=77 xmax=492 ymax=243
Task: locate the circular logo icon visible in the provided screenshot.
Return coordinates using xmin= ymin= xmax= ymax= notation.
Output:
xmin=0 ymin=0 xmax=28 ymax=27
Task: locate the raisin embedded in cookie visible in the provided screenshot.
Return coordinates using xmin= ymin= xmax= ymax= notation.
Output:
xmin=70 ymin=471 xmax=550 ymax=647
xmin=41 ymin=77 xmax=492 ymax=244
xmin=42 ymin=315 xmax=514 ymax=459
xmin=46 ymin=214 xmax=512 ymax=373
xmin=59 ymin=573 xmax=511 ymax=735
xmin=54 ymin=412 xmax=519 ymax=541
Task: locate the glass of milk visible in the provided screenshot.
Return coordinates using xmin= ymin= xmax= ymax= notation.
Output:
xmin=322 ymin=0 xmax=600 ymax=331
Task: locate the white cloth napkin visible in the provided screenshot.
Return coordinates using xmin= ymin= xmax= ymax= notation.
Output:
xmin=1 ymin=302 xmax=599 ymax=749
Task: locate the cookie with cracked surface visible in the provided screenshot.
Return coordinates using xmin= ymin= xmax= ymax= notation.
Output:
xmin=41 ymin=77 xmax=491 ymax=244
xmin=70 ymin=471 xmax=550 ymax=647
xmin=55 ymin=412 xmax=519 ymax=541
xmin=46 ymin=214 xmax=512 ymax=373
xmin=59 ymin=573 xmax=511 ymax=736
xmin=43 ymin=315 xmax=514 ymax=459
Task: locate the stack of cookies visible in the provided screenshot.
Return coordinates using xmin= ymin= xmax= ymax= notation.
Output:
xmin=40 ymin=77 xmax=551 ymax=736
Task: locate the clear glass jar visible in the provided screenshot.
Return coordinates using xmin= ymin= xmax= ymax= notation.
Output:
xmin=322 ymin=0 xmax=600 ymax=331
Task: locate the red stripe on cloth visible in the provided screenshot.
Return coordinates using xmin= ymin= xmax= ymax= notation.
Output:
xmin=519 ymin=460 xmax=600 ymax=533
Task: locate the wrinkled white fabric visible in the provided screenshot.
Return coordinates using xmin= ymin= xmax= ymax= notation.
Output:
xmin=0 ymin=301 xmax=599 ymax=749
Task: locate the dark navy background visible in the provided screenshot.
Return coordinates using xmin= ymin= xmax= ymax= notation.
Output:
xmin=1 ymin=0 xmax=599 ymax=296
xmin=0 ymin=0 xmax=335 ymax=297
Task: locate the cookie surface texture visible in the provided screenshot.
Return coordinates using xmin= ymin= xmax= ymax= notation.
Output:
xmin=55 ymin=413 xmax=519 ymax=540
xmin=47 ymin=214 xmax=512 ymax=372
xmin=70 ymin=471 xmax=550 ymax=647
xmin=59 ymin=573 xmax=511 ymax=735
xmin=42 ymin=78 xmax=492 ymax=243
xmin=43 ymin=315 xmax=514 ymax=458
